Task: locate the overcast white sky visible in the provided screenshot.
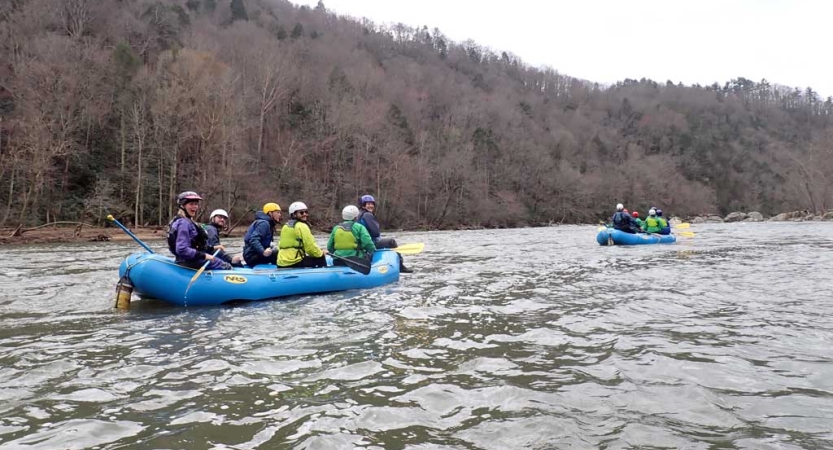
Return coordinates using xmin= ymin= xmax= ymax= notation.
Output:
xmin=292 ymin=0 xmax=831 ymax=97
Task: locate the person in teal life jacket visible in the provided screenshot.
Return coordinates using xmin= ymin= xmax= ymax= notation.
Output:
xmin=610 ymin=203 xmax=638 ymax=233
xmin=356 ymin=194 xmax=413 ymax=273
xmin=167 ymin=191 xmax=232 ymax=271
xmin=327 ymin=205 xmax=376 ymax=265
xmin=242 ymin=202 xmax=282 ymax=266
xmin=640 ymin=208 xmax=664 ymax=233
xmin=204 ymin=209 xmax=243 ymax=267
xmin=631 ymin=211 xmax=643 ymax=229
xmin=656 ymin=208 xmax=671 ymax=235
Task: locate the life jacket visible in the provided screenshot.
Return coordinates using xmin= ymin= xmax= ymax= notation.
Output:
xmin=278 ymin=220 xmax=304 ymax=258
xmin=643 ymin=216 xmax=662 ymax=232
xmin=167 ymin=216 xmax=207 ymax=255
xmin=612 ymin=211 xmax=631 ymax=229
xmin=333 ymin=221 xmax=361 ymax=253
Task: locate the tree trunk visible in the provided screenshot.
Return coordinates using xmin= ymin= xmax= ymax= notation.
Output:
xmin=2 ymin=167 xmax=15 ymax=226
xmin=120 ymin=114 xmax=126 ymax=200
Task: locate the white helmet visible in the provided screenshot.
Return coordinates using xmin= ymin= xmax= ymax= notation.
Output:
xmin=342 ymin=205 xmax=360 ymax=220
xmin=616 ymin=203 xmax=624 ymax=211
xmin=209 ymin=209 xmax=229 ymax=220
xmin=289 ymin=201 xmax=308 ymax=215
xmin=648 ymin=208 xmax=657 ymax=216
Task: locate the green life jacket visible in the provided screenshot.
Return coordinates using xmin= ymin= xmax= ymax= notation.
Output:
xmin=333 ymin=221 xmax=360 ymax=252
xmin=278 ymin=220 xmax=304 ymax=258
xmin=643 ymin=216 xmax=662 ymax=233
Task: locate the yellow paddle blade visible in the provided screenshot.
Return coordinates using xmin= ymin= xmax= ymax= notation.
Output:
xmin=677 ymin=231 xmax=695 ymax=237
xmin=598 ymin=226 xmax=606 ymax=231
xmin=393 ymin=243 xmax=424 ymax=255
xmin=674 ymin=223 xmax=690 ymax=229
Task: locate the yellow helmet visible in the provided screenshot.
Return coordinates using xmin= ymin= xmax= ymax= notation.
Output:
xmin=263 ymin=202 xmax=281 ymax=214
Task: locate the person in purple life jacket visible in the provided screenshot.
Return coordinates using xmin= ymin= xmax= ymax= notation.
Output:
xmin=167 ymin=191 xmax=232 ymax=271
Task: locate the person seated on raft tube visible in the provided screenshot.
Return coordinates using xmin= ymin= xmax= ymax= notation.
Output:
xmin=242 ymin=202 xmax=282 ymax=266
xmin=631 ymin=211 xmax=643 ymax=229
xmin=327 ymin=205 xmax=376 ymax=266
xmin=277 ymin=202 xmax=329 ymax=269
xmin=167 ymin=191 xmax=232 ymax=271
xmin=204 ymin=209 xmax=244 ymax=267
xmin=611 ymin=203 xmax=639 ymax=234
xmin=356 ymin=194 xmax=413 ymax=273
xmin=640 ymin=208 xmax=665 ymax=233
xmin=656 ymin=208 xmax=671 ymax=235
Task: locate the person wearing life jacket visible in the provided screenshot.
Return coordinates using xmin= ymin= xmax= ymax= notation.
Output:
xmin=640 ymin=208 xmax=663 ymax=233
xmin=656 ymin=208 xmax=671 ymax=235
xmin=167 ymin=191 xmax=231 ymax=270
xmin=204 ymin=209 xmax=243 ymax=266
xmin=631 ymin=211 xmax=643 ymax=229
xmin=243 ymin=202 xmax=282 ymax=266
xmin=610 ymin=203 xmax=638 ymax=234
xmin=277 ymin=201 xmax=328 ymax=268
xmin=327 ymin=205 xmax=376 ymax=265
xmin=357 ymin=194 xmax=413 ymax=273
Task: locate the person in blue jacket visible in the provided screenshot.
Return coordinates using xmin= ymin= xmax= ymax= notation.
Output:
xmin=357 ymin=194 xmax=413 ymax=273
xmin=167 ymin=191 xmax=231 ymax=270
xmin=242 ymin=202 xmax=282 ymax=266
xmin=204 ymin=209 xmax=243 ymax=266
xmin=610 ymin=203 xmax=638 ymax=233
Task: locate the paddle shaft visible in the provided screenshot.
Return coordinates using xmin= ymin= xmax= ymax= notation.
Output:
xmin=185 ymin=249 xmax=222 ymax=298
xmin=329 ymin=253 xmax=371 ymax=275
xmin=106 ymin=214 xmax=154 ymax=253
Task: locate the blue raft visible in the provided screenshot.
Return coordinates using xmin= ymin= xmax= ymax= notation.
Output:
xmin=118 ymin=250 xmax=401 ymax=306
xmin=596 ymin=228 xmax=677 ymax=246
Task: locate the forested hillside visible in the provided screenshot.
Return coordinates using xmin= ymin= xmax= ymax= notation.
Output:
xmin=1 ymin=0 xmax=831 ymax=229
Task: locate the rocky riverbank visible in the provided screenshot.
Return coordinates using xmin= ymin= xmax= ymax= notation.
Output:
xmin=687 ymin=210 xmax=833 ymax=223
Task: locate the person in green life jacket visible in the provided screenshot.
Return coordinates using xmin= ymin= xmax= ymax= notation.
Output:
xmin=327 ymin=205 xmax=376 ymax=265
xmin=631 ymin=211 xmax=643 ymax=229
xmin=277 ymin=201 xmax=329 ymax=268
xmin=656 ymin=208 xmax=671 ymax=235
xmin=641 ymin=208 xmax=664 ymax=233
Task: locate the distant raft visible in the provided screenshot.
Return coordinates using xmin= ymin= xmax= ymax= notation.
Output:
xmin=117 ymin=249 xmax=401 ymax=306
xmin=596 ymin=228 xmax=677 ymax=246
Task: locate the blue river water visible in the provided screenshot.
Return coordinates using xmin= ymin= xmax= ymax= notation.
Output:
xmin=0 ymin=222 xmax=831 ymax=449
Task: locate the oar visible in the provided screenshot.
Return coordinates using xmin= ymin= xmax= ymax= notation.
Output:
xmin=106 ymin=214 xmax=154 ymax=253
xmin=329 ymin=253 xmax=371 ymax=275
xmin=184 ymin=249 xmax=221 ymax=298
xmin=391 ymin=243 xmax=424 ymax=255
xmin=674 ymin=223 xmax=690 ymax=229
xmin=677 ymin=231 xmax=695 ymax=237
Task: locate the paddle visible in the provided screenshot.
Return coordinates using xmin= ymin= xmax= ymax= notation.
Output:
xmin=106 ymin=214 xmax=154 ymax=253
xmin=674 ymin=223 xmax=690 ymax=229
xmin=184 ymin=249 xmax=221 ymax=298
xmin=329 ymin=253 xmax=371 ymax=275
xmin=677 ymin=231 xmax=695 ymax=237
xmin=391 ymin=243 xmax=424 ymax=255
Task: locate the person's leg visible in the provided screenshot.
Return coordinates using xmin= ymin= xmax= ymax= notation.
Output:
xmin=294 ymin=255 xmax=329 ymax=268
xmin=374 ymin=237 xmax=398 ymax=249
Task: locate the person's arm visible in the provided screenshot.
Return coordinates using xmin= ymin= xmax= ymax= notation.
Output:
xmin=299 ymin=223 xmax=324 ymax=257
xmin=246 ymin=221 xmax=267 ymax=255
xmin=326 ymin=227 xmax=336 ymax=253
xmin=175 ymin=222 xmax=206 ymax=261
xmin=356 ymin=224 xmax=376 ymax=256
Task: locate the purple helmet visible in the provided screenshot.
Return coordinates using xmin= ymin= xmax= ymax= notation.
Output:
xmin=359 ymin=194 xmax=376 ymax=205
xmin=656 ymin=208 xmax=663 ymax=216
